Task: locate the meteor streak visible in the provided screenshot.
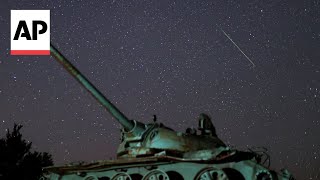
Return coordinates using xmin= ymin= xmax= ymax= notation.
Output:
xmin=220 ymin=28 xmax=256 ymax=68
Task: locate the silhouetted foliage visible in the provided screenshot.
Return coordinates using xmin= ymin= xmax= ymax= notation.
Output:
xmin=0 ymin=124 xmax=53 ymax=180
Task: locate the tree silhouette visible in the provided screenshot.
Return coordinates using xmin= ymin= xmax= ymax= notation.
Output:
xmin=0 ymin=124 xmax=53 ymax=180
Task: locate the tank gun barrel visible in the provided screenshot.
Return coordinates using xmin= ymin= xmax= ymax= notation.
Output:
xmin=50 ymin=44 xmax=134 ymax=131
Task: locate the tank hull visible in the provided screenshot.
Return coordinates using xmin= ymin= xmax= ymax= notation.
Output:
xmin=43 ymin=156 xmax=291 ymax=180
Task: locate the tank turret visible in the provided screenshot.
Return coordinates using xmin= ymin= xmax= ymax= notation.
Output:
xmin=43 ymin=44 xmax=295 ymax=180
xmin=50 ymin=44 xmax=226 ymax=160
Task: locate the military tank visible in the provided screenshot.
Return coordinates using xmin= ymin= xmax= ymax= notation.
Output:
xmin=41 ymin=44 xmax=295 ymax=180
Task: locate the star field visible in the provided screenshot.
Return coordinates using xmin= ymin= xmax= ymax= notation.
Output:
xmin=0 ymin=0 xmax=320 ymax=179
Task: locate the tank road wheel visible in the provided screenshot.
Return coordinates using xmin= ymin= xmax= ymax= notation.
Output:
xmin=142 ymin=170 xmax=169 ymax=180
xmin=256 ymin=170 xmax=273 ymax=180
xmin=195 ymin=168 xmax=228 ymax=180
xmin=111 ymin=173 xmax=132 ymax=180
xmin=84 ymin=175 xmax=98 ymax=180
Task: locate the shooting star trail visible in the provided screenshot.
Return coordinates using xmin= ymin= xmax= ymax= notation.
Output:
xmin=219 ymin=28 xmax=256 ymax=68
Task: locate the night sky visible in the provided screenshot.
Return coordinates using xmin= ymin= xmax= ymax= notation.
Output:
xmin=0 ymin=0 xmax=320 ymax=179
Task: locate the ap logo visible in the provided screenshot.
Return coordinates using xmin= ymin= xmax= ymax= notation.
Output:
xmin=11 ymin=10 xmax=50 ymax=55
